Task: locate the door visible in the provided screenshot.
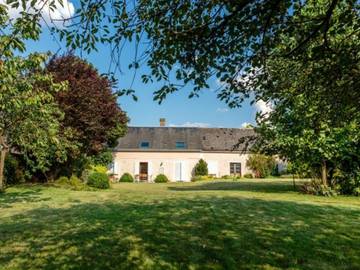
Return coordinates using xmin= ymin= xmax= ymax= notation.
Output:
xmin=139 ymin=162 xmax=148 ymax=181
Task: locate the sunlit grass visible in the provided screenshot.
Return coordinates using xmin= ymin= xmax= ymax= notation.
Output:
xmin=1 ymin=179 xmax=359 ymax=269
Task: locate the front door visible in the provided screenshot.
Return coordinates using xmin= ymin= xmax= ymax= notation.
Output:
xmin=139 ymin=162 xmax=148 ymax=181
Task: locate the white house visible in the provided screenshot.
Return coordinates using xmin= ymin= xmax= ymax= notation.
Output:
xmin=112 ymin=120 xmax=255 ymax=182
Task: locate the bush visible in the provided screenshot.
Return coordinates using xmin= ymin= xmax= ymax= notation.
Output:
xmin=246 ymin=154 xmax=276 ymax=178
xmin=4 ymin=154 xmax=26 ymax=185
xmin=119 ymin=173 xmax=134 ymax=182
xmin=54 ymin=175 xmax=87 ymax=190
xmin=300 ymin=180 xmax=339 ymax=197
xmin=154 ymin=174 xmax=169 ymax=183
xmin=332 ymin=168 xmax=360 ymax=196
xmin=87 ymin=172 xmax=110 ymax=189
xmin=243 ymin=173 xmax=253 ymax=179
xmin=90 ymin=165 xmax=108 ymax=174
xmin=194 ymin=159 xmax=208 ymax=176
xmin=191 ymin=175 xmax=214 ymax=181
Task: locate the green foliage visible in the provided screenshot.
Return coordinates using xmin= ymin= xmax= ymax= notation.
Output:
xmin=90 ymin=165 xmax=108 ymax=174
xmin=90 ymin=150 xmax=113 ymax=167
xmin=119 ymin=173 xmax=134 ymax=183
xmin=332 ymin=169 xmax=360 ymax=196
xmin=0 ymin=53 xmax=69 ymax=189
xmin=191 ymin=175 xmax=214 ymax=182
xmin=154 ymin=174 xmax=169 ymax=183
xmin=243 ymin=173 xmax=253 ymax=179
xmin=4 ymin=155 xmax=25 ymax=185
xmin=246 ymin=155 xmax=276 ymax=178
xmin=87 ymin=172 xmax=110 ymax=189
xmin=194 ymin=159 xmax=208 ymax=176
xmin=300 ymin=180 xmax=339 ymax=197
xmin=54 ymin=175 xmax=88 ymax=191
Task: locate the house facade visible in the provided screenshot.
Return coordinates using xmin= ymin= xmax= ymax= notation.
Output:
xmin=112 ymin=123 xmax=255 ymax=182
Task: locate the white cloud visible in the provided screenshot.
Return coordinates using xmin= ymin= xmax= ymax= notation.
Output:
xmin=241 ymin=122 xmax=252 ymax=128
xmin=216 ymin=107 xmax=229 ymax=113
xmin=169 ymin=122 xmax=211 ymax=128
xmin=255 ymin=99 xmax=272 ymax=114
xmin=0 ymin=0 xmax=75 ymax=27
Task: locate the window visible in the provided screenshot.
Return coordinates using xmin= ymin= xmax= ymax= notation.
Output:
xmin=140 ymin=141 xmax=150 ymax=148
xmin=230 ymin=162 xmax=241 ymax=175
xmin=175 ymin=141 xmax=186 ymax=149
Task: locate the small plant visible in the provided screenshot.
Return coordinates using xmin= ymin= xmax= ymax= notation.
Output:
xmin=191 ymin=175 xmax=213 ymax=181
xmin=56 ymin=176 xmax=69 ymax=185
xmin=300 ymin=180 xmax=339 ymax=197
xmin=54 ymin=175 xmax=87 ymax=190
xmin=87 ymin=172 xmax=110 ymax=189
xmin=119 ymin=173 xmax=134 ymax=182
xmin=154 ymin=174 xmax=169 ymax=183
xmin=194 ymin=159 xmax=208 ymax=176
xmin=243 ymin=173 xmax=253 ymax=179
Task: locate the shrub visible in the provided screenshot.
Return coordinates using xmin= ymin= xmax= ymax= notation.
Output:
xmin=243 ymin=173 xmax=253 ymax=179
xmin=300 ymin=180 xmax=339 ymax=197
xmin=87 ymin=172 xmax=110 ymax=189
xmin=4 ymin=154 xmax=26 ymax=185
xmin=246 ymin=154 xmax=276 ymax=178
xmin=154 ymin=174 xmax=169 ymax=183
xmin=191 ymin=175 xmax=214 ymax=181
xmin=194 ymin=159 xmax=208 ymax=176
xmin=90 ymin=165 xmax=108 ymax=174
xmin=55 ymin=176 xmax=69 ymax=184
xmin=55 ymin=175 xmax=87 ymax=190
xmin=119 ymin=173 xmax=134 ymax=182
xmin=332 ymin=168 xmax=360 ymax=196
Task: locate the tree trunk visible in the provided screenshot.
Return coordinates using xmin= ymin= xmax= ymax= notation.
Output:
xmin=0 ymin=149 xmax=7 ymax=192
xmin=321 ymin=160 xmax=328 ymax=186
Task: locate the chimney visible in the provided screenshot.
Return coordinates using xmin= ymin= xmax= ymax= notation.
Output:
xmin=160 ymin=118 xmax=166 ymax=127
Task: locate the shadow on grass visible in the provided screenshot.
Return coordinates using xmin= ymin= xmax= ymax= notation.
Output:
xmin=0 ymin=195 xmax=359 ymax=269
xmin=168 ymin=180 xmax=302 ymax=193
xmin=0 ymin=188 xmax=50 ymax=208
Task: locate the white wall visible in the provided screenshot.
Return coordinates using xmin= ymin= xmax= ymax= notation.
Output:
xmin=113 ymin=151 xmax=252 ymax=182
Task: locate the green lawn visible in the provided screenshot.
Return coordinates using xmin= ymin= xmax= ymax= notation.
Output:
xmin=1 ymin=179 xmax=360 ymax=270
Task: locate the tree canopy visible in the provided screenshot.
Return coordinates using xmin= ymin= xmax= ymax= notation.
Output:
xmin=0 ymin=53 xmax=68 ymax=190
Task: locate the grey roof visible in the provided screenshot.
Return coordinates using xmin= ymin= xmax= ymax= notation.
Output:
xmin=114 ymin=127 xmax=255 ymax=152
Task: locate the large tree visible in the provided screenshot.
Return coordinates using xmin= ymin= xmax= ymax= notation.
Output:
xmin=251 ymin=1 xmax=360 ymax=190
xmin=46 ymin=55 xmax=128 ymax=171
xmin=0 ymin=53 xmax=68 ymax=190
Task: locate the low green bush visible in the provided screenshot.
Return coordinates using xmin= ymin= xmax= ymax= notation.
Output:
xmin=243 ymin=173 xmax=253 ymax=179
xmin=191 ymin=175 xmax=214 ymax=181
xmin=54 ymin=175 xmax=88 ymax=190
xmin=154 ymin=174 xmax=169 ymax=183
xmin=90 ymin=165 xmax=108 ymax=174
xmin=300 ymin=180 xmax=339 ymax=197
xmin=119 ymin=173 xmax=134 ymax=182
xmin=87 ymin=172 xmax=110 ymax=189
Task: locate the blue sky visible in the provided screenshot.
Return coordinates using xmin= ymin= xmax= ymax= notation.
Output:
xmin=17 ymin=1 xmax=266 ymax=128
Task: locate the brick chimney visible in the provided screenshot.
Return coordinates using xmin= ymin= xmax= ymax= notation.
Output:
xmin=160 ymin=118 xmax=166 ymax=127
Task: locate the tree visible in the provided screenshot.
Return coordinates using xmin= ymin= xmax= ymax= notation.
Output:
xmin=194 ymin=159 xmax=208 ymax=176
xmin=246 ymin=154 xmax=275 ymax=178
xmin=46 ymin=54 xmax=128 ymax=175
xmin=251 ymin=1 xmax=360 ymax=190
xmin=0 ymin=53 xmax=68 ymax=190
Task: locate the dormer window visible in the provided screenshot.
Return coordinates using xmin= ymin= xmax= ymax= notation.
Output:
xmin=140 ymin=141 xmax=150 ymax=148
xmin=176 ymin=141 xmax=186 ymax=149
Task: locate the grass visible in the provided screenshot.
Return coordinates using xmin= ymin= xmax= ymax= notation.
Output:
xmin=0 ymin=179 xmax=359 ymax=270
